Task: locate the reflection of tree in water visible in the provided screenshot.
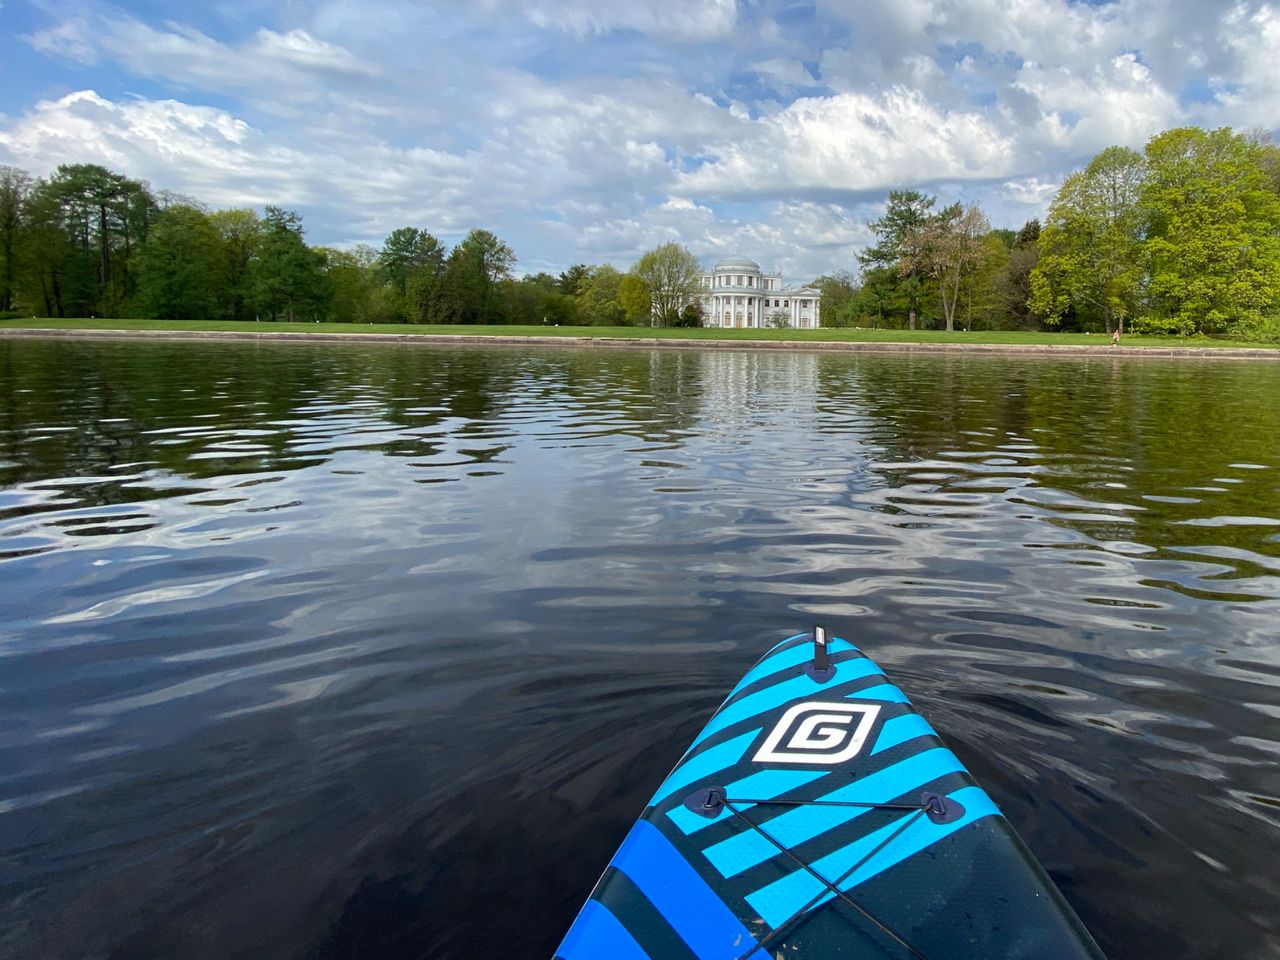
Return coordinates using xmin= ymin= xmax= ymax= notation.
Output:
xmin=812 ymin=353 xmax=1280 ymax=590
xmin=0 ymin=340 xmax=527 ymax=500
xmin=0 ymin=341 xmax=720 ymax=528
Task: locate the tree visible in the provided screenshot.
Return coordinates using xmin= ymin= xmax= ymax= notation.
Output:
xmin=1030 ymin=146 xmax=1146 ymax=333
xmin=252 ymin=206 xmax=329 ymax=321
xmin=575 ymin=264 xmax=626 ymax=326
xmin=1140 ymin=127 xmax=1280 ymax=336
xmin=676 ymin=301 xmax=704 ymax=328
xmin=209 ymin=209 xmax=260 ymax=321
xmin=900 ymin=202 xmax=992 ymax=331
xmin=996 ymin=220 xmax=1042 ymax=330
xmin=0 ymin=166 xmax=31 ymax=313
xmin=630 ymin=242 xmax=701 ymax=326
xmin=378 ymin=227 xmax=446 ymax=322
xmin=556 ymin=264 xmax=590 ymax=296
xmin=617 ymin=273 xmax=651 ymax=326
xmin=320 ymin=245 xmax=382 ymax=323
xmin=437 ymin=228 xmax=515 ymax=324
xmin=859 ymin=190 xmax=935 ymax=329
xmin=43 ymin=163 xmax=154 ymax=316
xmin=813 ymin=271 xmax=857 ymax=327
xmin=133 ymin=204 xmax=222 ymax=319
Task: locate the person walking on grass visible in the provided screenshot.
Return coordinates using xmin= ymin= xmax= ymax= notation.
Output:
xmin=1111 ymin=328 xmax=1120 ymax=346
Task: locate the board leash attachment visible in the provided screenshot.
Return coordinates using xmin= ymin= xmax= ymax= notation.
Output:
xmin=805 ymin=624 xmax=836 ymax=682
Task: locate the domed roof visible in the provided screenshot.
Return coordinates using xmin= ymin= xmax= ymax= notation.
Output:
xmin=713 ymin=255 xmax=761 ymax=272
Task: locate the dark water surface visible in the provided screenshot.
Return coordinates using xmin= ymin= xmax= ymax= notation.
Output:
xmin=1 ymin=338 xmax=1278 ymax=960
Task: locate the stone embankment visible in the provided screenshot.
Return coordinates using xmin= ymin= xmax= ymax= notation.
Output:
xmin=2 ymin=326 xmax=1277 ymax=359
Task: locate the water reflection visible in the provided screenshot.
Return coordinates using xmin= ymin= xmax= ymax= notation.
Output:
xmin=0 ymin=339 xmax=1277 ymax=959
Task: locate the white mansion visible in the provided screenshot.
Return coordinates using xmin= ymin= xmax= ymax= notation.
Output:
xmin=698 ymin=256 xmax=821 ymax=329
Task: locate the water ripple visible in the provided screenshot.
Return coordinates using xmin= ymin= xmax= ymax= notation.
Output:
xmin=0 ymin=340 xmax=1277 ymax=959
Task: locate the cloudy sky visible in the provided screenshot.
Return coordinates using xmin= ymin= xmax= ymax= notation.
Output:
xmin=2 ymin=1 xmax=1277 ymax=282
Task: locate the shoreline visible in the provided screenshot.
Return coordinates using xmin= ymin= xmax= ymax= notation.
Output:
xmin=2 ymin=325 xmax=1278 ymax=359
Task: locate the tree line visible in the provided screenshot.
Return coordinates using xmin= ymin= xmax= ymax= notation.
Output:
xmin=2 ymin=124 xmax=1278 ymax=338
xmin=826 ymin=126 xmax=1280 ymax=340
xmin=0 ymin=162 xmax=711 ymax=327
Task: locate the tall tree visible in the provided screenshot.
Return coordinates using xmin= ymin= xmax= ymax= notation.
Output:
xmin=208 ymin=209 xmax=260 ymax=322
xmin=378 ymin=227 xmax=446 ymax=322
xmin=1140 ymin=127 xmax=1280 ymax=336
xmin=617 ymin=274 xmax=650 ymax=326
xmin=556 ymin=264 xmax=590 ymax=296
xmin=0 ymin=166 xmax=31 ymax=313
xmin=996 ymin=220 xmax=1042 ymax=330
xmin=900 ymin=202 xmax=991 ymax=331
xmin=1030 ymin=146 xmax=1146 ymax=333
xmin=133 ymin=205 xmax=222 ymax=319
xmin=812 ymin=271 xmax=858 ymax=327
xmin=859 ymin=190 xmax=935 ymax=329
xmin=15 ymin=182 xmax=73 ymax=317
xmin=630 ymin=242 xmax=701 ymax=326
xmin=437 ymin=228 xmax=515 ymax=324
xmin=575 ymin=264 xmax=626 ymax=326
xmin=252 ymin=206 xmax=329 ymax=321
xmin=44 ymin=163 xmax=154 ymax=315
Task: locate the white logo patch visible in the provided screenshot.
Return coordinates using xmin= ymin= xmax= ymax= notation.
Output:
xmin=753 ymin=702 xmax=881 ymax=765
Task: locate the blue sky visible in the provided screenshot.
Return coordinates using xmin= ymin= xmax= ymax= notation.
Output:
xmin=2 ymin=0 xmax=1278 ymax=282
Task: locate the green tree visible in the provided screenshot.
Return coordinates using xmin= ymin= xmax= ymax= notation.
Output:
xmin=1030 ymin=146 xmax=1145 ymax=333
xmin=1140 ymin=127 xmax=1280 ymax=336
xmin=995 ymin=220 xmax=1042 ymax=330
xmin=133 ymin=204 xmax=222 ymax=319
xmin=17 ymin=181 xmax=75 ymax=317
xmin=437 ymin=228 xmax=515 ymax=324
xmin=44 ymin=163 xmax=155 ymax=316
xmin=813 ymin=271 xmax=857 ymax=327
xmin=320 ymin=245 xmax=382 ymax=323
xmin=556 ymin=263 xmax=590 ymax=296
xmin=859 ymin=190 xmax=935 ymax=329
xmin=676 ymin=301 xmax=704 ymax=327
xmin=900 ymin=202 xmax=991 ymax=331
xmin=630 ymin=242 xmax=701 ymax=326
xmin=617 ymin=273 xmax=651 ymax=326
xmin=574 ymin=264 xmax=626 ymax=325
xmin=209 ymin=209 xmax=260 ymax=322
xmin=378 ymin=227 xmax=446 ymax=322
xmin=252 ymin=206 xmax=329 ymax=321
xmin=0 ymin=166 xmax=31 ymax=313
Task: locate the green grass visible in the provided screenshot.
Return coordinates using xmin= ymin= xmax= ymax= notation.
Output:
xmin=2 ymin=317 xmax=1276 ymax=349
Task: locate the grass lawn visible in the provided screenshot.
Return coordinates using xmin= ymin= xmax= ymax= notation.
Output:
xmin=2 ymin=317 xmax=1275 ymax=350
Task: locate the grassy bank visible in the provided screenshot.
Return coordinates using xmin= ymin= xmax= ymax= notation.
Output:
xmin=2 ymin=317 xmax=1276 ymax=350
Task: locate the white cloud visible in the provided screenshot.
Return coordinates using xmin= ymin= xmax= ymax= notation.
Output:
xmin=25 ymin=13 xmax=379 ymax=116
xmin=679 ymin=87 xmax=1016 ymax=196
xmin=479 ymin=0 xmax=739 ymax=40
xmin=6 ymin=0 xmax=1280 ymax=283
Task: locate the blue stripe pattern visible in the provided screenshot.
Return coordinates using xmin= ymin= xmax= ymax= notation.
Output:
xmin=666 ymin=768 xmax=830 ymax=835
xmin=614 ymin=820 xmax=770 ymax=960
xmin=724 ymin=637 xmax=857 ymax=700
xmin=745 ymin=785 xmax=1000 ymax=928
xmin=690 ymin=660 xmax=884 ymax=750
xmin=649 ymin=727 xmax=763 ymax=807
xmin=701 ymin=747 xmax=964 ymax=878
xmin=555 ymin=900 xmax=651 ymax=960
xmin=871 ymin=713 xmax=935 ymax=755
xmin=846 ymin=682 xmax=909 ymax=703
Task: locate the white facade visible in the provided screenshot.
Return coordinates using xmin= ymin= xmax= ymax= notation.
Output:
xmin=697 ymin=256 xmax=821 ymax=329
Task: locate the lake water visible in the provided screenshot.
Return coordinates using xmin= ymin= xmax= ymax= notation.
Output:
xmin=1 ymin=337 xmax=1278 ymax=959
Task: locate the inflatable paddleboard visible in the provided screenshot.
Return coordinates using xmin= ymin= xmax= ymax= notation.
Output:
xmin=556 ymin=629 xmax=1104 ymax=959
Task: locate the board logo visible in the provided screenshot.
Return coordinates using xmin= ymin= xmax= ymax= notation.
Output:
xmin=753 ymin=702 xmax=881 ymax=765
